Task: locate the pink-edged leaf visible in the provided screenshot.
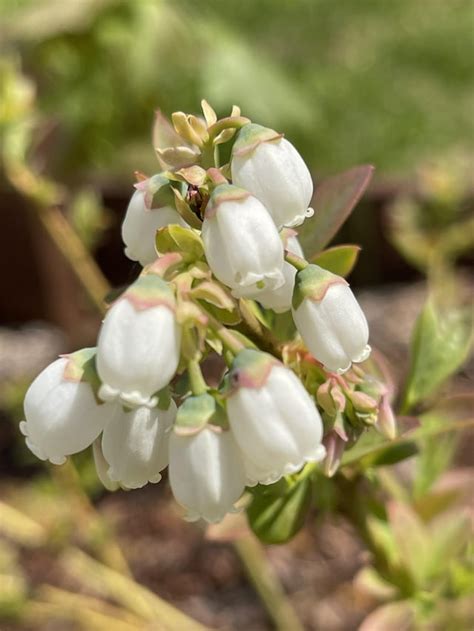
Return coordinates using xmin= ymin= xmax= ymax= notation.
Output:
xmin=311 ymin=244 xmax=361 ymax=277
xmin=308 ymin=164 xmax=374 ymax=254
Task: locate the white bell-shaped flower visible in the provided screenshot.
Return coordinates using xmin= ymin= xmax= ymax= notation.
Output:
xmin=101 ymin=399 xmax=176 ymax=489
xmin=122 ymin=175 xmax=187 ymax=267
xmin=292 ymin=264 xmax=370 ymax=374
xmin=202 ymin=184 xmax=285 ymax=298
xmin=231 ymin=124 xmax=314 ymax=229
xmin=21 ymin=349 xmax=115 ymax=465
xmin=254 ymin=262 xmax=296 ymax=313
xmin=169 ymin=425 xmax=246 ymax=523
xmin=250 ymin=229 xmax=304 ymax=313
xmin=97 ymin=273 xmax=181 ymax=408
xmin=226 ymin=349 xmax=325 ymax=485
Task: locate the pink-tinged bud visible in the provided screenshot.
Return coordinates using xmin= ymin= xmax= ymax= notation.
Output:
xmin=226 ymin=349 xmax=325 ymax=485
xmin=323 ymin=431 xmax=346 ymax=477
xmin=21 ymin=349 xmax=115 ymax=465
xmin=122 ymin=175 xmax=187 ymax=267
xmin=292 ymin=264 xmax=371 ymax=374
xmin=97 ymin=274 xmax=181 ymax=408
xmin=202 ymin=184 xmax=285 ymax=298
xmin=377 ymin=395 xmax=397 ymax=440
xmin=317 ymin=379 xmax=346 ymax=416
xmin=231 ymin=124 xmax=314 ymax=229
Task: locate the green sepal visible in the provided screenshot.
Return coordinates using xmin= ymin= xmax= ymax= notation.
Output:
xmin=204 ymin=183 xmax=249 ymax=219
xmin=155 ymin=145 xmax=200 ymax=170
xmin=229 ymin=349 xmax=279 ymax=391
xmin=232 ymin=123 xmax=282 ymax=158
xmin=135 ymin=173 xmax=173 ymax=210
xmin=61 ymin=347 xmax=103 ymax=404
xmin=120 ymin=273 xmax=176 ymax=312
xmin=190 ymin=280 xmax=236 ymax=312
xmin=155 ymin=224 xmax=204 ymax=262
xmin=292 ymin=264 xmax=348 ymax=310
xmin=174 ymin=393 xmax=229 ymax=436
xmin=171 ymin=187 xmax=203 ymax=229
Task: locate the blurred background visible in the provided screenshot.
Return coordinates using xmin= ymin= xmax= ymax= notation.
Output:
xmin=0 ymin=1 xmax=473 ymax=629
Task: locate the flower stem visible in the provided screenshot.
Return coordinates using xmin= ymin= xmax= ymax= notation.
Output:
xmin=187 ymin=359 xmax=208 ymax=396
xmin=202 ymin=308 xmax=247 ymax=355
xmin=285 ymin=251 xmax=309 ymax=271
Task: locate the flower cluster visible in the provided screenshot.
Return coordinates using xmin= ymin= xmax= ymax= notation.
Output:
xmin=21 ymin=101 xmax=389 ymax=525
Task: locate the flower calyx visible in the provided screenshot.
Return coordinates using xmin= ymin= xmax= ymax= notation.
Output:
xmin=61 ymin=347 xmax=102 ymax=403
xmin=228 ymin=349 xmax=280 ymax=392
xmin=134 ymin=173 xmax=175 ymax=210
xmin=203 ymin=183 xmax=250 ymax=220
xmin=292 ymin=264 xmax=348 ymax=310
xmin=174 ymin=392 xmax=228 ymax=437
xmin=232 ymin=123 xmax=283 ymax=158
xmin=115 ymin=272 xmax=177 ymax=313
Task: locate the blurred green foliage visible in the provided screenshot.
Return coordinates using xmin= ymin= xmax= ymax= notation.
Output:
xmin=1 ymin=0 xmax=473 ymax=181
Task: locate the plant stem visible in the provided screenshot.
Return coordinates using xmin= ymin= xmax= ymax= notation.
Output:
xmin=234 ymin=536 xmax=304 ymax=631
xmin=188 ymin=358 xmax=208 ymax=395
xmin=5 ymin=159 xmax=110 ymax=315
xmin=197 ymin=304 xmax=247 ymax=355
xmin=285 ymin=250 xmax=309 ymax=271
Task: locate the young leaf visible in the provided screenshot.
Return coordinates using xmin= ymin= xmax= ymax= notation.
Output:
xmin=305 ymin=164 xmax=374 ymax=254
xmin=247 ymin=476 xmax=313 ymax=544
xmin=401 ymin=300 xmax=473 ymax=412
xmin=310 ymin=244 xmax=361 ymax=277
xmin=388 ymin=501 xmax=430 ymax=587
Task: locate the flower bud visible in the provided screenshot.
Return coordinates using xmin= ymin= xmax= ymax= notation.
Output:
xmin=97 ymin=274 xmax=181 ymax=408
xmin=169 ymin=424 xmax=246 ymax=523
xmin=226 ymin=349 xmax=325 ymax=485
xmin=292 ymin=264 xmax=370 ymax=374
xmin=231 ymin=124 xmax=314 ymax=229
xmin=316 ymin=379 xmax=346 ymax=416
xmin=101 ymin=400 xmax=176 ymax=489
xmin=322 ymin=431 xmax=346 ymax=477
xmin=377 ymin=395 xmax=397 ymax=440
xmin=21 ymin=349 xmax=115 ymax=464
xmin=202 ymin=184 xmax=285 ymax=298
xmin=122 ymin=175 xmax=187 ymax=267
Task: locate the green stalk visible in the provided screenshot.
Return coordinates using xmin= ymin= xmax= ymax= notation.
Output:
xmin=285 ymin=251 xmax=309 ymax=271
xmin=187 ymin=358 xmax=208 ymax=396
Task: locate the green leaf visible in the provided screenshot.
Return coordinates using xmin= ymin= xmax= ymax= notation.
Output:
xmin=310 ymin=244 xmax=361 ymax=277
xmin=247 ymin=475 xmax=313 ymax=544
xmin=402 ymin=300 xmax=473 ymax=412
xmin=368 ymin=442 xmax=419 ymax=467
xmin=388 ymin=501 xmax=430 ymax=586
xmin=342 ymin=408 xmax=474 ymax=470
xmin=427 ymin=511 xmax=471 ymax=580
xmin=303 ymin=164 xmax=374 ymax=255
